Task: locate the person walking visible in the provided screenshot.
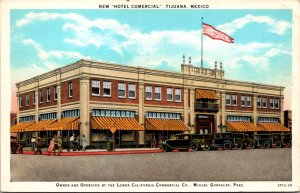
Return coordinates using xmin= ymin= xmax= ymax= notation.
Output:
xmin=31 ymin=136 xmax=36 ymax=151
xmin=34 ymin=137 xmax=42 ymax=155
xmin=157 ymin=134 xmax=163 ymax=148
xmin=47 ymin=138 xmax=56 ymax=156
xmin=57 ymin=136 xmax=62 ymax=156
xmin=67 ymin=134 xmax=75 ymax=152
xmin=81 ymin=134 xmax=87 ymax=151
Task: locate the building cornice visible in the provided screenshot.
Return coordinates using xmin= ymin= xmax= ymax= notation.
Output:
xmin=16 ymin=59 xmax=285 ymax=92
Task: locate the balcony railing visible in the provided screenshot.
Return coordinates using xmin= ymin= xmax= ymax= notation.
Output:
xmin=194 ymin=102 xmax=219 ymax=112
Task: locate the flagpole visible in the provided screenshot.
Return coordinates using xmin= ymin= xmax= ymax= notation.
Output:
xmin=201 ymin=17 xmax=203 ymax=68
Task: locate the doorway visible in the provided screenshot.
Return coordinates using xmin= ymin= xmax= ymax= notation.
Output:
xmin=196 ymin=115 xmax=215 ymax=134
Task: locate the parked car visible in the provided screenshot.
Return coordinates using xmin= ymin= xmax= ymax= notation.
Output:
xmin=253 ymin=133 xmax=273 ymax=148
xmin=194 ymin=134 xmax=212 ymax=151
xmin=272 ymin=133 xmax=292 ymax=148
xmin=161 ymin=134 xmax=202 ymax=152
xmin=11 ymin=136 xmax=23 ymax=154
xmin=233 ymin=133 xmax=256 ymax=149
xmin=211 ymin=132 xmax=235 ymax=150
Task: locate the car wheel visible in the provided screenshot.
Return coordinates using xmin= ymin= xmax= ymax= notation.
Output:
xmin=189 ymin=143 xmax=198 ymax=151
xmin=235 ymin=142 xmax=243 ymax=150
xmin=274 ymin=141 xmax=282 ymax=148
xmin=202 ymin=141 xmax=211 ymax=151
xmin=161 ymin=145 xmax=169 ymax=152
xmin=263 ymin=141 xmax=271 ymax=149
xmin=286 ymin=140 xmax=291 ymax=147
xmin=223 ymin=141 xmax=233 ymax=150
xmin=248 ymin=143 xmax=255 ymax=149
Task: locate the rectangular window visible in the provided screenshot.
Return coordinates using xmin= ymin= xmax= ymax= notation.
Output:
xmin=103 ymin=81 xmax=111 ymax=97
xmin=92 ymin=80 xmax=100 ymax=96
xmin=257 ymin=97 xmax=261 ymax=108
xmin=54 ymin=86 xmax=58 ymax=100
xmin=167 ymin=88 xmax=173 ymax=101
xmin=232 ymin=95 xmax=237 ymax=106
xmin=154 ymin=87 xmax=161 ymax=101
xmin=26 ymin=94 xmax=29 ymax=106
xmin=274 ymin=98 xmax=279 ymax=109
xmin=68 ymin=82 xmax=73 ymax=97
xmin=241 ymin=96 xmax=246 ymax=107
xmin=270 ymin=98 xmax=274 ymax=109
xmin=128 ymin=84 xmax=136 ymax=99
xmin=33 ymin=92 xmax=35 ymax=105
xmin=226 ymin=94 xmax=231 ymax=106
xmin=145 ymin=86 xmax=152 ymax=100
xmin=246 ymin=96 xmax=252 ymax=107
xmin=118 ymin=83 xmax=126 ymax=98
xmin=262 ymin=97 xmax=267 ymax=108
xmin=46 ymin=88 xmax=50 ymax=102
xmin=39 ymin=90 xmax=43 ymax=103
xmin=175 ymin=88 xmax=181 ymax=102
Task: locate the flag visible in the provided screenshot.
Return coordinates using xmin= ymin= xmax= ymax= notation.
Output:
xmin=203 ymin=23 xmax=234 ymax=43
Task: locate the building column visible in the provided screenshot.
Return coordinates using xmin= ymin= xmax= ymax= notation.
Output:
xmin=56 ymin=84 xmax=61 ymax=136
xmin=16 ymin=92 xmax=20 ymax=124
xmin=280 ymin=97 xmax=284 ymax=125
xmin=253 ymin=95 xmax=257 ymax=126
xmin=80 ymin=77 xmax=90 ymax=145
xmin=216 ymin=91 xmax=221 ymax=133
xmin=138 ymin=83 xmax=145 ymax=145
xmin=189 ymin=89 xmax=195 ymax=134
xmin=183 ymin=88 xmax=189 ymax=134
xmin=221 ymin=92 xmax=226 ymax=133
xmin=34 ymin=89 xmax=39 ymax=137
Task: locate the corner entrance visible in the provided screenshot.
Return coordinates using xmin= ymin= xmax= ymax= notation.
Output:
xmin=196 ymin=115 xmax=215 ymax=134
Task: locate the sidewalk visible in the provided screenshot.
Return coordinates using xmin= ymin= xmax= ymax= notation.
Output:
xmin=22 ymin=148 xmax=163 ymax=156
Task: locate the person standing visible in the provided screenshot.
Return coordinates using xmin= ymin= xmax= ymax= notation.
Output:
xmin=81 ymin=134 xmax=87 ymax=151
xmin=57 ymin=136 xmax=62 ymax=156
xmin=158 ymin=134 xmax=163 ymax=148
xmin=31 ymin=136 xmax=36 ymax=151
xmin=67 ymin=134 xmax=75 ymax=152
xmin=34 ymin=137 xmax=42 ymax=155
xmin=47 ymin=138 xmax=56 ymax=156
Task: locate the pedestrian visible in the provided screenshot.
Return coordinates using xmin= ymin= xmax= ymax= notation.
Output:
xmin=57 ymin=136 xmax=62 ymax=156
xmin=31 ymin=136 xmax=36 ymax=151
xmin=158 ymin=134 xmax=163 ymax=148
xmin=67 ymin=134 xmax=75 ymax=152
xmin=74 ymin=135 xmax=80 ymax=151
xmin=34 ymin=137 xmax=42 ymax=155
xmin=82 ymin=134 xmax=87 ymax=151
xmin=150 ymin=133 xmax=156 ymax=148
xmin=47 ymin=138 xmax=56 ymax=156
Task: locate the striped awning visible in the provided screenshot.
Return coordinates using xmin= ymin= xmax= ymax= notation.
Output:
xmin=91 ymin=116 xmax=144 ymax=132
xmin=10 ymin=122 xmax=34 ymax=133
xmin=226 ymin=121 xmax=262 ymax=132
xmin=195 ymin=89 xmax=219 ymax=100
xmin=46 ymin=117 xmax=79 ymax=131
xmin=146 ymin=118 xmax=191 ymax=131
xmin=24 ymin=119 xmax=57 ymax=132
xmin=258 ymin=122 xmax=290 ymax=132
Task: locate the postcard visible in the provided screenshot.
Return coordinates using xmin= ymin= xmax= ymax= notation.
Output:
xmin=1 ymin=0 xmax=300 ymax=192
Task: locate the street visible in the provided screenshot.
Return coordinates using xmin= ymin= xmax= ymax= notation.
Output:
xmin=10 ymin=148 xmax=291 ymax=181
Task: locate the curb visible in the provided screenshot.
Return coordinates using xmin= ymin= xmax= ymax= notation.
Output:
xmin=21 ymin=149 xmax=163 ymax=156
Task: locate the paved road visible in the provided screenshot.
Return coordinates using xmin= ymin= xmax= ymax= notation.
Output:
xmin=11 ymin=148 xmax=291 ymax=181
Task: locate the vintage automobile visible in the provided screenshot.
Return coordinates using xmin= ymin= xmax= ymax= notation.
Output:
xmin=272 ymin=133 xmax=292 ymax=148
xmin=253 ymin=133 xmax=273 ymax=148
xmin=194 ymin=134 xmax=212 ymax=151
xmin=211 ymin=132 xmax=235 ymax=150
xmin=10 ymin=136 xmax=23 ymax=154
xmin=232 ymin=133 xmax=256 ymax=149
xmin=161 ymin=134 xmax=204 ymax=152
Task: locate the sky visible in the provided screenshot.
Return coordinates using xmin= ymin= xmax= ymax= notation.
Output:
xmin=10 ymin=9 xmax=292 ymax=112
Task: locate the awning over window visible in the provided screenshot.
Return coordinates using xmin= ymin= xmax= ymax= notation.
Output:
xmin=46 ymin=117 xmax=79 ymax=131
xmin=10 ymin=122 xmax=34 ymax=133
xmin=226 ymin=121 xmax=262 ymax=132
xmin=258 ymin=122 xmax=290 ymax=132
xmin=91 ymin=116 xmax=144 ymax=132
xmin=24 ymin=119 xmax=57 ymax=132
xmin=195 ymin=89 xmax=219 ymax=100
xmin=146 ymin=118 xmax=191 ymax=131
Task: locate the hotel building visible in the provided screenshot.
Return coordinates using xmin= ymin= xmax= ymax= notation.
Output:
xmin=11 ymin=58 xmax=289 ymax=148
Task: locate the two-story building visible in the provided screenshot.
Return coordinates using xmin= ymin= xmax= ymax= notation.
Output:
xmin=10 ymin=58 xmax=289 ymax=148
